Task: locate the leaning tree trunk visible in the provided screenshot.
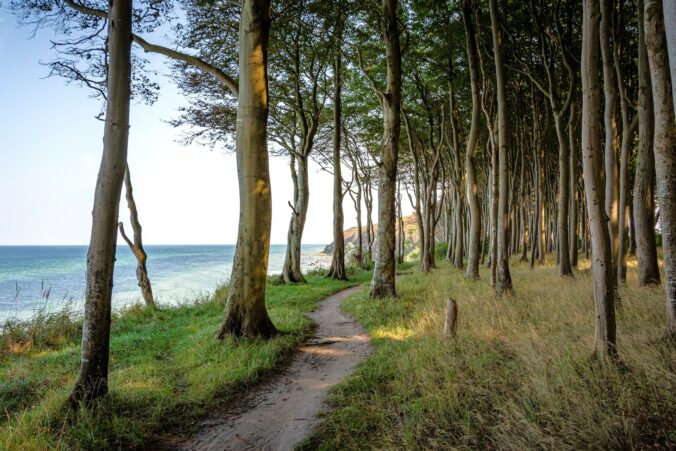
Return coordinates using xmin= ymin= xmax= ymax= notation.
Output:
xmin=216 ymin=0 xmax=276 ymax=340
xmin=463 ymin=0 xmax=481 ymax=280
xmin=69 ymin=0 xmax=133 ymax=407
xmin=633 ymin=0 xmax=661 ymax=287
xmin=369 ymin=0 xmax=402 ymax=299
xmin=327 ymin=16 xmax=347 ymax=281
xmin=281 ymin=156 xmax=309 ymax=283
xmin=489 ymin=0 xmax=513 ymax=295
xmin=600 ymin=0 xmax=620 ymax=277
xmin=581 ymin=0 xmax=618 ymax=360
xmin=118 ymin=164 xmax=154 ymax=307
xmin=644 ymin=0 xmax=676 ymax=334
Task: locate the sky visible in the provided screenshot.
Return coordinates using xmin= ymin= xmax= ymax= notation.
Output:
xmin=0 ymin=8 xmax=377 ymax=246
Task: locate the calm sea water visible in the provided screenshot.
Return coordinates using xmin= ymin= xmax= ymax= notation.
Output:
xmin=0 ymin=244 xmax=328 ymax=321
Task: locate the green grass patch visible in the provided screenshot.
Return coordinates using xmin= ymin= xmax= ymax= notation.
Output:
xmin=0 ymin=266 xmax=372 ymax=449
xmin=304 ymin=256 xmax=675 ymax=450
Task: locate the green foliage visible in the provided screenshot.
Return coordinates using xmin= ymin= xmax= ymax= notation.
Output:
xmin=304 ymin=257 xmax=674 ymax=449
xmin=0 ymin=270 xmax=371 ymax=449
xmin=434 ymin=242 xmax=448 ymax=260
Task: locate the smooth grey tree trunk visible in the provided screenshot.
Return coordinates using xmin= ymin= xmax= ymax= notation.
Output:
xmin=369 ymin=0 xmax=402 ymax=299
xmin=569 ymin=101 xmax=579 ymax=267
xmin=663 ymin=0 xmax=676 ymax=109
xmin=600 ymin=0 xmax=620 ymax=277
xmin=554 ymin=113 xmax=573 ymax=277
xmin=69 ymin=0 xmax=133 ymax=407
xmin=328 ymin=21 xmax=347 ymax=281
xmin=644 ymin=0 xmax=676 ymax=334
xmin=462 ymin=0 xmax=481 ymax=280
xmin=489 ymin=0 xmax=513 ymax=295
xmin=216 ymin=0 xmax=276 ymax=340
xmin=633 ymin=0 xmax=661 ymax=287
xmin=581 ymin=0 xmax=618 ymax=359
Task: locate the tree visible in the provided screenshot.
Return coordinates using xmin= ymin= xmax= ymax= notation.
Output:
xmin=643 ymin=0 xmax=676 ymax=334
xmin=327 ymin=4 xmax=348 ymax=281
xmin=358 ymin=0 xmax=403 ymax=298
xmin=463 ymin=0 xmax=482 ymax=280
xmin=118 ymin=164 xmax=154 ymax=307
xmin=70 ymin=0 xmax=134 ymax=406
xmin=581 ymin=0 xmax=617 ymax=359
xmin=269 ymin=0 xmax=330 ymax=284
xmin=215 ymin=0 xmax=277 ymax=339
xmin=489 ymin=0 xmax=513 ymax=295
xmin=633 ymin=0 xmax=661 ymax=287
xmin=600 ymin=0 xmax=620 ymax=277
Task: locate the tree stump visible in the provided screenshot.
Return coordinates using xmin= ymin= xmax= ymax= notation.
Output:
xmin=443 ymin=299 xmax=458 ymax=337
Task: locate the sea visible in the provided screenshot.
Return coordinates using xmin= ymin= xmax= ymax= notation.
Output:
xmin=0 ymin=244 xmax=329 ymax=322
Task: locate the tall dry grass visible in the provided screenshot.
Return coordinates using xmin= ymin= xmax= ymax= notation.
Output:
xmin=306 ymin=255 xmax=675 ymax=450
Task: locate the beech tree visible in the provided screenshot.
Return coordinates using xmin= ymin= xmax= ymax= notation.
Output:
xmin=355 ymin=0 xmax=403 ymax=298
xmin=118 ymin=164 xmax=155 ymax=307
xmin=463 ymin=0 xmax=482 ymax=280
xmin=215 ymin=0 xmax=277 ymax=338
xmin=644 ymin=0 xmax=676 ymax=334
xmin=327 ymin=3 xmax=349 ymax=281
xmin=489 ymin=0 xmax=513 ymax=295
xmin=581 ymin=0 xmax=617 ymax=359
xmin=70 ymin=0 xmax=134 ymax=406
xmin=268 ymin=0 xmax=330 ymax=284
xmin=12 ymin=0 xmax=175 ymax=406
xmin=633 ymin=0 xmax=661 ymax=287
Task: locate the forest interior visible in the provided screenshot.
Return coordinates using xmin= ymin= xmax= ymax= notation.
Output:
xmin=0 ymin=0 xmax=675 ymax=449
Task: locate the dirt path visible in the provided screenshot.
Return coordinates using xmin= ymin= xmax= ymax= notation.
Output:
xmin=177 ymin=286 xmax=371 ymax=451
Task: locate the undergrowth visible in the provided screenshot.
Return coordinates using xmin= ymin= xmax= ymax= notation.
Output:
xmin=304 ymin=255 xmax=675 ymax=450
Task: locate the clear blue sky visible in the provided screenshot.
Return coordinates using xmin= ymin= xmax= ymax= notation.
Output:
xmin=0 ymin=8 xmax=361 ymax=245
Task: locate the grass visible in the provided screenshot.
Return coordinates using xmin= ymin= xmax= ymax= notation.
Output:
xmin=304 ymin=255 xmax=675 ymax=450
xmin=0 ymin=266 xmax=371 ymax=449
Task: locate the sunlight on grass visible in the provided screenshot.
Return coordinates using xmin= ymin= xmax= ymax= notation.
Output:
xmin=371 ymin=325 xmax=414 ymax=341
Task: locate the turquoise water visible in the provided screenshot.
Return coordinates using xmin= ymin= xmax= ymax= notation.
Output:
xmin=0 ymin=244 xmax=327 ymax=321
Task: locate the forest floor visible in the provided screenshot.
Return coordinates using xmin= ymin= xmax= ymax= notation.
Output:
xmin=302 ymin=254 xmax=675 ymax=450
xmin=0 ymin=266 xmax=372 ymax=449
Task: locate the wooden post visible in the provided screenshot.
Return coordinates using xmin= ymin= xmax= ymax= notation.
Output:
xmin=443 ymin=299 xmax=458 ymax=337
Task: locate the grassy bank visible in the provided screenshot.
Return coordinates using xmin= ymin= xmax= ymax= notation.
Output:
xmin=305 ymin=257 xmax=675 ymax=450
xmin=0 ymin=267 xmax=371 ymax=449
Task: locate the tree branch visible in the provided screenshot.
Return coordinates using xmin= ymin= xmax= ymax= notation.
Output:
xmin=64 ymin=0 xmax=239 ymax=98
